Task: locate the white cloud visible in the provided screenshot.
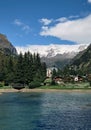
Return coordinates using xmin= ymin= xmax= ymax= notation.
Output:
xmin=56 ymin=16 xmax=79 ymax=23
xmin=15 ymin=44 xmax=88 ymax=57
xmin=56 ymin=17 xmax=68 ymax=22
xmin=13 ymin=19 xmax=31 ymax=33
xmin=41 ymin=26 xmax=49 ymax=31
xmin=14 ymin=19 xmax=23 ymax=26
xmin=40 ymin=15 xmax=91 ymax=44
xmin=88 ymin=0 xmax=91 ymax=3
xmin=40 ymin=18 xmax=52 ymax=25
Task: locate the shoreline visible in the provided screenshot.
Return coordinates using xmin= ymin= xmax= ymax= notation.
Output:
xmin=0 ymin=88 xmax=91 ymax=94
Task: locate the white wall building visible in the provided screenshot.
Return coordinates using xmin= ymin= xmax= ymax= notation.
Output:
xmin=46 ymin=67 xmax=58 ymax=77
xmin=74 ymin=76 xmax=78 ymax=82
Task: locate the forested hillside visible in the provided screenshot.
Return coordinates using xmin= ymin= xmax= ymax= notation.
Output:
xmin=0 ymin=52 xmax=46 ymax=86
xmin=0 ymin=34 xmax=46 ymax=87
xmin=69 ymin=44 xmax=91 ymax=75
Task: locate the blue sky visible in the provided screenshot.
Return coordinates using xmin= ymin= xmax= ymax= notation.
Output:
xmin=0 ymin=0 xmax=91 ymax=48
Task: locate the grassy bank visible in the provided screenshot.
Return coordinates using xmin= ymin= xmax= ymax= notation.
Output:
xmin=39 ymin=82 xmax=91 ymax=89
xmin=0 ymin=85 xmax=12 ymax=89
xmin=0 ymin=82 xmax=91 ymax=90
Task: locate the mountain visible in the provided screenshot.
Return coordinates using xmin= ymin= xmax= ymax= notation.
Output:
xmin=41 ymin=52 xmax=77 ymax=68
xmin=16 ymin=44 xmax=88 ymax=57
xmin=16 ymin=44 xmax=88 ymax=68
xmin=0 ymin=34 xmax=17 ymax=55
xmin=70 ymin=44 xmax=91 ymax=73
xmin=40 ymin=44 xmax=88 ymax=68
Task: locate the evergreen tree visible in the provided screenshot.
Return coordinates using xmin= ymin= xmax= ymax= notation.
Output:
xmin=23 ymin=52 xmax=33 ymax=84
xmin=0 ymin=51 xmax=47 ymax=87
xmin=52 ymin=68 xmax=57 ymax=79
xmin=5 ymin=56 xmax=15 ymax=84
xmin=14 ymin=53 xmax=25 ymax=84
xmin=0 ymin=55 xmax=5 ymax=81
xmin=41 ymin=62 xmax=47 ymax=79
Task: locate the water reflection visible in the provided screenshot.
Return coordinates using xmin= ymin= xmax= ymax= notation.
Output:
xmin=0 ymin=92 xmax=91 ymax=130
xmin=0 ymin=93 xmax=43 ymax=130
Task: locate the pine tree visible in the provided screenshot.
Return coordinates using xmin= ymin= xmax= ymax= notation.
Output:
xmin=0 ymin=50 xmax=47 ymax=88
xmin=5 ymin=56 xmax=15 ymax=84
xmin=14 ymin=53 xmax=25 ymax=84
xmin=23 ymin=52 xmax=33 ymax=84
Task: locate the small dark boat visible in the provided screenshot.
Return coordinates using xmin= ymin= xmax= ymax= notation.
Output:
xmin=12 ymin=83 xmax=25 ymax=90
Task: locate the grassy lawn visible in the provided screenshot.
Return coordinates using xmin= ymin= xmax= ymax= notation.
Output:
xmin=0 ymin=82 xmax=91 ymax=90
xmin=0 ymin=85 xmax=12 ymax=89
xmin=39 ymin=82 xmax=91 ymax=89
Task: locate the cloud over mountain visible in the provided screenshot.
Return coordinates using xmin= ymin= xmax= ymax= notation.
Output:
xmin=16 ymin=44 xmax=88 ymax=57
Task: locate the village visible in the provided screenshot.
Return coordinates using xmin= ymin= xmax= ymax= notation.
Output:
xmin=43 ymin=67 xmax=91 ymax=88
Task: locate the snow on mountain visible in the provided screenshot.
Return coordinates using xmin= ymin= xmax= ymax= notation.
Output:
xmin=16 ymin=44 xmax=88 ymax=58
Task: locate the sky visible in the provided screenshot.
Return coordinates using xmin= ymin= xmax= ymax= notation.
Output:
xmin=0 ymin=0 xmax=91 ymax=53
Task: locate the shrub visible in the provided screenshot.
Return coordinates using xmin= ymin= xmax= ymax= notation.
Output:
xmin=4 ymin=82 xmax=9 ymax=86
xmin=29 ymin=81 xmax=41 ymax=89
xmin=44 ymin=78 xmax=52 ymax=86
xmin=0 ymin=82 xmax=4 ymax=88
xmin=51 ymin=80 xmax=56 ymax=85
xmin=89 ymin=81 xmax=91 ymax=87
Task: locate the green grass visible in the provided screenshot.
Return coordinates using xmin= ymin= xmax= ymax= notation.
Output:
xmin=0 ymin=85 xmax=12 ymax=89
xmin=0 ymin=82 xmax=91 ymax=90
xmin=39 ymin=82 xmax=91 ymax=89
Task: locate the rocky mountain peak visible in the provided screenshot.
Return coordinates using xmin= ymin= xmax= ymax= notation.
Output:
xmin=0 ymin=34 xmax=17 ymax=55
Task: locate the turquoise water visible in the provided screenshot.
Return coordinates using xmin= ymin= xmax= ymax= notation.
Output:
xmin=0 ymin=92 xmax=91 ymax=130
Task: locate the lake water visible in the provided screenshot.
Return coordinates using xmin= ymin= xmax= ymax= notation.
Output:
xmin=0 ymin=92 xmax=91 ymax=130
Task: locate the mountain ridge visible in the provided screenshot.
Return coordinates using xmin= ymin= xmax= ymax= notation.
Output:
xmin=16 ymin=44 xmax=88 ymax=58
xmin=0 ymin=34 xmax=17 ymax=55
xmin=70 ymin=43 xmax=91 ymax=74
xmin=0 ymin=33 xmax=89 ymax=69
xmin=40 ymin=44 xmax=88 ymax=68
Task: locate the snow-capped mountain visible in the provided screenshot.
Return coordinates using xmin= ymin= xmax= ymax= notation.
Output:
xmin=16 ymin=44 xmax=88 ymax=58
xmin=16 ymin=44 xmax=88 ymax=68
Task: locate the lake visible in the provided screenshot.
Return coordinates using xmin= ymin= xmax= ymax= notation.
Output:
xmin=0 ymin=92 xmax=91 ymax=130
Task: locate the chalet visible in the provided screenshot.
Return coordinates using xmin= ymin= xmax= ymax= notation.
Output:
xmin=74 ymin=76 xmax=78 ymax=82
xmin=54 ymin=76 xmax=64 ymax=85
xmin=74 ymin=75 xmax=84 ymax=82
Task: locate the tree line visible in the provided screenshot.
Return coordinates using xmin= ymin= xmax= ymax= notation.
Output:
xmin=0 ymin=52 xmax=46 ymax=87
